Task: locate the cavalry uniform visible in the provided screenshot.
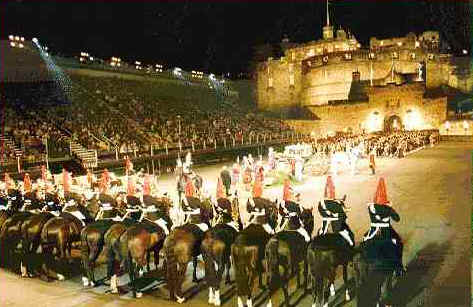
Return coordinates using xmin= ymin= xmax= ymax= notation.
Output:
xmin=182 ymin=196 xmax=209 ymax=232
xmin=317 ymin=176 xmax=355 ymax=247
xmin=246 ymin=198 xmax=273 ymax=234
xmin=363 ymin=177 xmax=405 ymax=275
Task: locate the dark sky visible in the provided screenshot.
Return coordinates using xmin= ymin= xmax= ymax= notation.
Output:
xmin=1 ymin=0 xmax=471 ymax=76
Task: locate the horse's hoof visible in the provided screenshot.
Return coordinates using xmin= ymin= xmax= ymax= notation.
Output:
xmin=176 ymin=295 xmax=186 ymax=304
xmin=136 ymin=292 xmax=143 ymax=298
xmin=57 ymin=273 xmax=65 ymax=281
xmin=345 ymin=291 xmax=351 ymax=301
xmin=330 ymin=283 xmax=335 ymax=296
xmin=82 ymin=277 xmax=89 ymax=287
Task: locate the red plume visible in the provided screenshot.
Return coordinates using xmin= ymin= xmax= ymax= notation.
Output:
xmin=324 ymin=176 xmax=335 ymax=199
xmin=374 ymin=177 xmax=389 ymax=205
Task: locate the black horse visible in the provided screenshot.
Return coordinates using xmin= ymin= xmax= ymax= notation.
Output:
xmin=164 ymin=198 xmax=213 ymax=303
xmin=354 ymin=239 xmax=399 ymax=307
xmin=307 ymin=233 xmax=356 ymax=307
xmin=265 ymin=208 xmax=314 ymax=307
xmin=202 ymin=199 xmax=242 ymax=306
xmin=232 ymin=197 xmax=278 ymax=307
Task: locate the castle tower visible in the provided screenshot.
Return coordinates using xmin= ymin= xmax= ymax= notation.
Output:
xmin=322 ymin=0 xmax=334 ymax=40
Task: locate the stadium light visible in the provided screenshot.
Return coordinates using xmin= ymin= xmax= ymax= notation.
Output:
xmin=20 ymin=37 xmax=25 ymax=42
xmin=463 ymin=49 xmax=468 ymax=55
xmin=10 ymin=42 xmax=16 ymax=47
xmin=32 ymin=37 xmax=38 ymax=43
xmin=15 ymin=36 xmax=20 ymax=41
xmin=19 ymin=43 xmax=24 ymax=48
xmin=8 ymin=35 xmax=13 ymax=40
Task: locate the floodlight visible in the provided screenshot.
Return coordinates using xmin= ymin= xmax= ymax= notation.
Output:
xmin=10 ymin=42 xmax=15 ymax=47
xmin=9 ymin=35 xmax=13 ymax=40
xmin=32 ymin=37 xmax=38 ymax=43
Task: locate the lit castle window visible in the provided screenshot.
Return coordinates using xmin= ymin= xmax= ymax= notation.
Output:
xmin=268 ymin=77 xmax=273 ymax=88
xmin=289 ymin=75 xmax=295 ymax=86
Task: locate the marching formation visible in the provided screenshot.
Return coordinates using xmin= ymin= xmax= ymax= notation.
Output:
xmin=0 ymin=144 xmax=408 ymax=307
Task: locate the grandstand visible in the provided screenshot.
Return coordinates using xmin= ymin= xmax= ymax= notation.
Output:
xmin=1 ymin=37 xmax=301 ymax=175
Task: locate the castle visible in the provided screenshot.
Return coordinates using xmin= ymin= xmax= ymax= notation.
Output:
xmin=255 ymin=6 xmax=472 ymax=135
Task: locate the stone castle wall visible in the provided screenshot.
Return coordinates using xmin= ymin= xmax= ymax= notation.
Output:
xmin=284 ymin=84 xmax=447 ymax=134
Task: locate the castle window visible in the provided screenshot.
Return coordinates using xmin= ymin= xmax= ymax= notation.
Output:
xmin=380 ymin=41 xmax=384 ymax=46
xmin=307 ymin=49 xmax=314 ymax=57
xmin=345 ymin=53 xmax=352 ymax=60
xmin=268 ymin=77 xmax=273 ymax=88
xmin=292 ymin=52 xmax=295 ymax=60
xmin=289 ymin=75 xmax=295 ymax=86
xmin=392 ymin=52 xmax=398 ymax=59
xmin=369 ymin=52 xmax=376 ymax=59
xmin=410 ymin=53 xmax=416 ymax=59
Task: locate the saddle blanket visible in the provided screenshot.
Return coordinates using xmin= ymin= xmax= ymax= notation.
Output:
xmin=262 ymin=223 xmax=274 ymax=235
xmin=68 ymin=210 xmax=86 ymax=226
xmin=154 ymin=218 xmax=170 ymax=235
xmin=226 ymin=221 xmax=239 ymax=232
xmin=195 ymin=223 xmax=209 ymax=232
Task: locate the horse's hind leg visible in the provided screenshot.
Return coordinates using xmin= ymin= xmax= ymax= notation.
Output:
xmin=225 ymin=257 xmax=231 ymax=284
xmin=343 ymin=263 xmax=351 ymax=301
xmin=192 ymin=256 xmax=199 ymax=283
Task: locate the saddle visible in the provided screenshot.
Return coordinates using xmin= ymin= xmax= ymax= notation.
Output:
xmin=311 ymin=233 xmax=352 ymax=253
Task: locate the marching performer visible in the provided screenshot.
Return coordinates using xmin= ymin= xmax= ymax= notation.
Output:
xmin=220 ymin=166 xmax=231 ymax=196
xmin=216 ymin=176 xmax=226 ymax=199
xmin=125 ymin=155 xmax=133 ymax=176
xmin=363 ymin=177 xmax=405 ymax=276
xmin=317 ymin=176 xmax=355 ymax=247
xmin=231 ymin=163 xmax=240 ymax=189
xmin=252 ymin=173 xmax=263 ymax=199
xmin=183 ymin=152 xmax=193 ymax=175
xmin=23 ymin=173 xmax=32 ymax=195
xmin=369 ymin=147 xmax=376 ymax=175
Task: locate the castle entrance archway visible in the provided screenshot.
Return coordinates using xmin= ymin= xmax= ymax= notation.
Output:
xmin=384 ymin=115 xmax=403 ymax=132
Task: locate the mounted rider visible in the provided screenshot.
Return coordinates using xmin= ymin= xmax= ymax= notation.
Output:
xmin=317 ymin=176 xmax=355 ymax=247
xmin=363 ymin=177 xmax=405 ymax=275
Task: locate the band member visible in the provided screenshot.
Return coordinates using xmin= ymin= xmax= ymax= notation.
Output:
xmin=231 ymin=163 xmax=240 ymax=187
xmin=252 ymin=174 xmax=263 ymax=198
xmin=282 ymin=178 xmax=293 ymax=204
xmin=363 ymin=177 xmax=405 ymax=275
xmin=317 ymin=176 xmax=354 ymax=247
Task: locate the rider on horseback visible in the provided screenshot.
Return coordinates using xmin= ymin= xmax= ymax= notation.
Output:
xmin=363 ymin=177 xmax=405 ymax=276
xmin=317 ymin=176 xmax=355 ymax=247
xmin=246 ymin=196 xmax=274 ymax=235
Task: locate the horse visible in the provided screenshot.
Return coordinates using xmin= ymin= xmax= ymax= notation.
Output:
xmin=0 ymin=211 xmax=34 ymax=270
xmin=307 ymin=233 xmax=356 ymax=307
xmin=232 ymin=198 xmax=278 ymax=307
xmin=265 ymin=209 xmax=314 ymax=307
xmin=353 ymin=239 xmax=399 ymax=307
xmin=202 ymin=198 xmax=242 ymax=306
xmin=164 ymin=198 xmax=213 ymax=303
xmin=19 ymin=212 xmax=56 ymax=277
xmin=265 ymin=208 xmax=314 ymax=307
xmin=80 ymin=219 xmax=120 ymax=287
xmin=106 ymin=217 xmax=169 ymax=298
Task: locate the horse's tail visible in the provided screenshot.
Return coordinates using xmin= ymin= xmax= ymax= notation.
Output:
xmin=164 ymin=232 xmax=178 ymax=300
xmin=307 ymin=246 xmax=335 ymax=281
xmin=201 ymin=232 xmax=216 ymax=287
xmin=231 ymin=242 xmax=258 ymax=297
xmin=266 ymin=237 xmax=281 ymax=292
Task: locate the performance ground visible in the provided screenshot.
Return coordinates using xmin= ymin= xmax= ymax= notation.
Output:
xmin=1 ymin=141 xmax=471 ymax=307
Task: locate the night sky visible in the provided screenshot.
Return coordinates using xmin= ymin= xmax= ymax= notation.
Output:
xmin=2 ymin=0 xmax=471 ymax=76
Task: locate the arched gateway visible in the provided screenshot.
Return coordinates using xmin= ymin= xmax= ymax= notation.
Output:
xmin=384 ymin=115 xmax=403 ymax=132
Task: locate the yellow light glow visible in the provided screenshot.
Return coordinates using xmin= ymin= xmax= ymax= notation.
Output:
xmin=15 ymin=36 xmax=20 ymax=41
xmin=415 ymin=41 xmax=420 ymax=48
xmin=19 ymin=43 xmax=24 ymax=48
xmin=9 ymin=35 xmax=13 ymax=40
xmin=463 ymin=121 xmax=469 ymax=129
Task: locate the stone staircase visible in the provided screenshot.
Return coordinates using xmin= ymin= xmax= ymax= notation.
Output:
xmin=69 ymin=140 xmax=97 ymax=169
xmin=0 ymin=135 xmax=23 ymax=158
